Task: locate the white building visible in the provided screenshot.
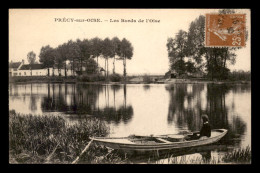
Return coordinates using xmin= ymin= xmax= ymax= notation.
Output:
xmin=18 ymin=64 xmax=48 ymax=76
xmin=9 ymin=61 xmax=23 ymax=77
xmin=9 ymin=60 xmax=104 ymax=77
xmin=49 ymin=68 xmax=73 ymax=76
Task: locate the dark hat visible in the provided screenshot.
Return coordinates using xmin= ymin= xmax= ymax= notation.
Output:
xmin=202 ymin=114 xmax=209 ymax=122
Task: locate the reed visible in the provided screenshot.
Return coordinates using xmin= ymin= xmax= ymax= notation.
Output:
xmin=152 ymin=147 xmax=251 ymax=164
xmin=222 ymin=146 xmax=251 ymax=163
xmin=164 ymin=155 xmax=221 ymax=164
xmin=9 ymin=110 xmax=112 ymax=164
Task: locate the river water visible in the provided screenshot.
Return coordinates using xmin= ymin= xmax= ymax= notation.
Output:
xmin=9 ymin=83 xmax=251 ymax=163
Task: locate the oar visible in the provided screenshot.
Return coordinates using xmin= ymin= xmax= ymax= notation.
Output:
xmin=72 ymin=138 xmax=94 ymax=164
xmin=153 ymin=131 xmax=193 ymax=137
xmin=45 ymin=143 xmax=60 ymax=163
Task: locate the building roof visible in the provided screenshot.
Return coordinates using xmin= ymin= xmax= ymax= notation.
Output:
xmin=19 ymin=64 xmax=45 ymax=70
xmin=9 ymin=62 xmax=22 ymax=69
xmin=97 ymin=67 xmax=105 ymax=71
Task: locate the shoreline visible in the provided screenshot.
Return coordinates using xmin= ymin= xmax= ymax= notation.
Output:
xmin=9 ymin=80 xmax=251 ymax=85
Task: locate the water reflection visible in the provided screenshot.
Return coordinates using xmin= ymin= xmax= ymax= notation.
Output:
xmin=166 ymin=83 xmax=250 ymax=147
xmin=166 ymin=84 xmax=205 ymax=130
xmin=143 ymin=85 xmax=150 ymax=91
xmin=39 ymin=84 xmax=133 ymax=124
xmin=9 ymin=83 xmax=251 ymax=149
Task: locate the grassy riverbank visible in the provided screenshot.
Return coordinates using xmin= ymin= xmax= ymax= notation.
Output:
xmin=9 ymin=110 xmax=251 ymax=164
xmin=9 ymin=110 xmax=126 ymax=164
xmin=9 ymin=76 xmax=77 ymax=84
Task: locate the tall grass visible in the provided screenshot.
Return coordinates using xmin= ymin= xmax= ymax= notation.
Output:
xmin=156 ymin=155 xmax=221 ymax=164
xmin=151 ymin=147 xmax=251 ymax=164
xmin=222 ymin=146 xmax=251 ymax=163
xmin=9 ymin=110 xmax=110 ymax=164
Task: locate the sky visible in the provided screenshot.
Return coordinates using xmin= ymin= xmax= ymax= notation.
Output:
xmin=9 ymin=9 xmax=251 ymax=75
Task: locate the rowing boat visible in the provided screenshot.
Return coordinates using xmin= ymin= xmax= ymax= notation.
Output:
xmin=91 ymin=129 xmax=227 ymax=152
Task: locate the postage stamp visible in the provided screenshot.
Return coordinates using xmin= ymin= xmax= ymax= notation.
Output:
xmin=205 ymin=13 xmax=246 ymax=47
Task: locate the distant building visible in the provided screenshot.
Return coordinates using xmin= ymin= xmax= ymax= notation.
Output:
xmin=187 ymin=71 xmax=205 ymax=78
xmin=9 ymin=60 xmax=23 ymax=76
xmin=74 ymin=58 xmax=106 ymax=76
xmin=18 ymin=64 xmax=47 ymax=76
xmin=9 ymin=60 xmax=105 ymax=77
xmin=165 ymin=70 xmax=177 ymax=79
xmin=48 ymin=67 xmax=73 ymax=77
xmin=165 ymin=69 xmax=205 ymax=79
xmin=97 ymin=67 xmax=106 ymax=76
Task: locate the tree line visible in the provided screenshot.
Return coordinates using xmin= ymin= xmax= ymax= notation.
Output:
xmin=37 ymin=37 xmax=133 ymax=80
xmin=167 ymin=9 xmax=247 ymax=80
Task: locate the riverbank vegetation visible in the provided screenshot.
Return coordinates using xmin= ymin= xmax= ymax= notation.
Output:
xmin=9 ymin=72 xmax=250 ymax=84
xmin=9 ymin=110 xmax=116 ymax=164
xmin=9 ymin=110 xmax=251 ymax=164
xmin=9 ymin=76 xmax=77 ymax=83
xmin=153 ymin=147 xmax=251 ymax=164
xmin=9 ymin=73 xmax=123 ymax=83
xmin=228 ymin=70 xmax=251 ymax=81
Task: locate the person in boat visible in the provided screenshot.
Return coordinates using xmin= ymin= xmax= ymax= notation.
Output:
xmin=198 ymin=114 xmax=211 ymax=138
xmin=186 ymin=114 xmax=211 ymax=140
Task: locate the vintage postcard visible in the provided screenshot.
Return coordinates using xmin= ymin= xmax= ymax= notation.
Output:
xmin=9 ymin=9 xmax=251 ymax=164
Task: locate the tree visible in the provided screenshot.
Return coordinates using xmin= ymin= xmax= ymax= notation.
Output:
xmin=53 ymin=48 xmax=63 ymax=76
xmin=57 ymin=43 xmax=69 ymax=77
xmin=119 ymin=38 xmax=133 ymax=81
xmin=111 ymin=37 xmax=121 ymax=74
xmin=186 ymin=15 xmax=205 ymax=65
xmin=101 ymin=38 xmax=114 ymax=79
xmin=75 ymin=39 xmax=92 ymax=75
xmin=167 ymin=30 xmax=188 ymax=77
xmin=27 ymin=51 xmax=36 ymax=76
xmin=85 ymin=58 xmax=98 ymax=74
xmin=39 ymin=46 xmax=55 ymax=76
xmin=66 ymin=40 xmax=80 ymax=76
xmin=185 ymin=61 xmax=197 ymax=74
xmin=90 ymin=37 xmax=103 ymax=69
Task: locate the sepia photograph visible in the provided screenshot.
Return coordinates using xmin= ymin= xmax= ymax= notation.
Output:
xmin=9 ymin=8 xmax=251 ymax=164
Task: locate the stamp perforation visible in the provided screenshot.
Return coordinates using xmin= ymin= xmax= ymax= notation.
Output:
xmin=204 ymin=13 xmax=247 ymax=48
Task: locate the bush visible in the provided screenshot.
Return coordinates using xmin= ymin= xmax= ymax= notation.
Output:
xmin=77 ymin=74 xmax=106 ymax=82
xmin=228 ymin=70 xmax=251 ymax=81
xmin=143 ymin=75 xmax=152 ymax=83
xmin=109 ymin=73 xmax=122 ymax=82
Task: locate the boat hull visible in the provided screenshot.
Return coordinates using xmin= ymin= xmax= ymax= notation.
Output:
xmin=92 ymin=129 xmax=228 ymax=152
